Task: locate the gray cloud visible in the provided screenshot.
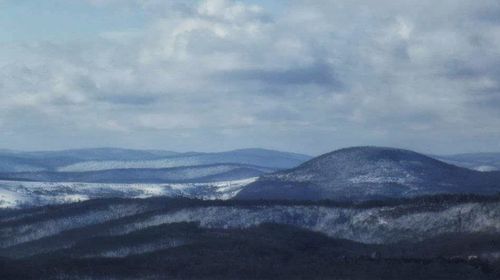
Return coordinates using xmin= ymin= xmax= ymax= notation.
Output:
xmin=94 ymin=94 xmax=160 ymax=105
xmin=0 ymin=0 xmax=500 ymax=154
xmin=221 ymin=62 xmax=344 ymax=89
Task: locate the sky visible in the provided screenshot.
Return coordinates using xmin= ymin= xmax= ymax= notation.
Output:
xmin=1 ymin=0 xmax=500 ymax=155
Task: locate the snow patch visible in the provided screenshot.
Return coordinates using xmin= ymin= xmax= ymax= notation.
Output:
xmin=0 ymin=177 xmax=257 ymax=209
xmin=475 ymin=165 xmax=498 ymax=172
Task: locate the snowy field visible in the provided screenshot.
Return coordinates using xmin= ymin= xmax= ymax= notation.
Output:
xmin=0 ymin=178 xmax=257 ymax=209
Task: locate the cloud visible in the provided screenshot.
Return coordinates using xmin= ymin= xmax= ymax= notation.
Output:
xmin=221 ymin=62 xmax=344 ymax=89
xmin=0 ymin=0 xmax=500 ymax=154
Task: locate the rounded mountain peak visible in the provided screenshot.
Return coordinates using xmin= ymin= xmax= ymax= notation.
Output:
xmin=236 ymin=146 xmax=496 ymax=201
xmin=298 ymin=146 xmax=448 ymax=172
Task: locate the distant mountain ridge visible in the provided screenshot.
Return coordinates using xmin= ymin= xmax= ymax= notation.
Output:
xmin=56 ymin=148 xmax=312 ymax=172
xmin=0 ymin=148 xmax=180 ymax=173
xmin=433 ymin=152 xmax=500 ymax=171
xmin=236 ymin=146 xmax=500 ymax=201
xmin=0 ymin=163 xmax=274 ymax=184
xmin=0 ymin=148 xmax=311 ymax=173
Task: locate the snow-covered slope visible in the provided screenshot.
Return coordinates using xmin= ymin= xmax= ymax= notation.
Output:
xmin=0 ymin=187 xmax=30 ymax=208
xmin=0 ymin=178 xmax=256 ymax=209
xmin=1 ymin=197 xmax=498 ymax=279
xmin=1 ymin=197 xmax=499 ymax=254
xmin=125 ymin=201 xmax=500 ymax=244
xmin=236 ymin=146 xmax=500 ymax=201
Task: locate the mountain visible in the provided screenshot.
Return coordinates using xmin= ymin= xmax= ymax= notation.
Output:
xmin=434 ymin=153 xmax=500 ymax=171
xmin=0 ymin=196 xmax=499 ymax=279
xmin=0 ymin=163 xmax=274 ymax=184
xmin=0 ymin=148 xmax=311 ymax=173
xmin=235 ymin=146 xmax=500 ymax=201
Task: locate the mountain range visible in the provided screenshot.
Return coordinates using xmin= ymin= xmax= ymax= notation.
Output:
xmin=0 ymin=164 xmax=274 ymax=184
xmin=2 ymin=146 xmax=500 ymax=208
xmin=0 ymin=148 xmax=311 ymax=173
xmin=0 ymin=148 xmax=309 ymax=208
xmin=2 ymin=147 xmax=500 ymax=279
xmin=2 ymin=146 xmax=500 ymax=184
xmin=0 ymin=148 xmax=311 ymax=184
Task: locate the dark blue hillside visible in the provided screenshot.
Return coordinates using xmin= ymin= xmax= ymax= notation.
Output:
xmin=236 ymin=147 xmax=500 ymax=201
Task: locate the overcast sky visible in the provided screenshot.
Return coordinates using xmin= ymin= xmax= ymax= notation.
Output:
xmin=1 ymin=0 xmax=500 ymax=155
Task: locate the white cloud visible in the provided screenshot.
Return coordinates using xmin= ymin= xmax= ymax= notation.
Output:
xmin=0 ymin=0 xmax=500 ymax=154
